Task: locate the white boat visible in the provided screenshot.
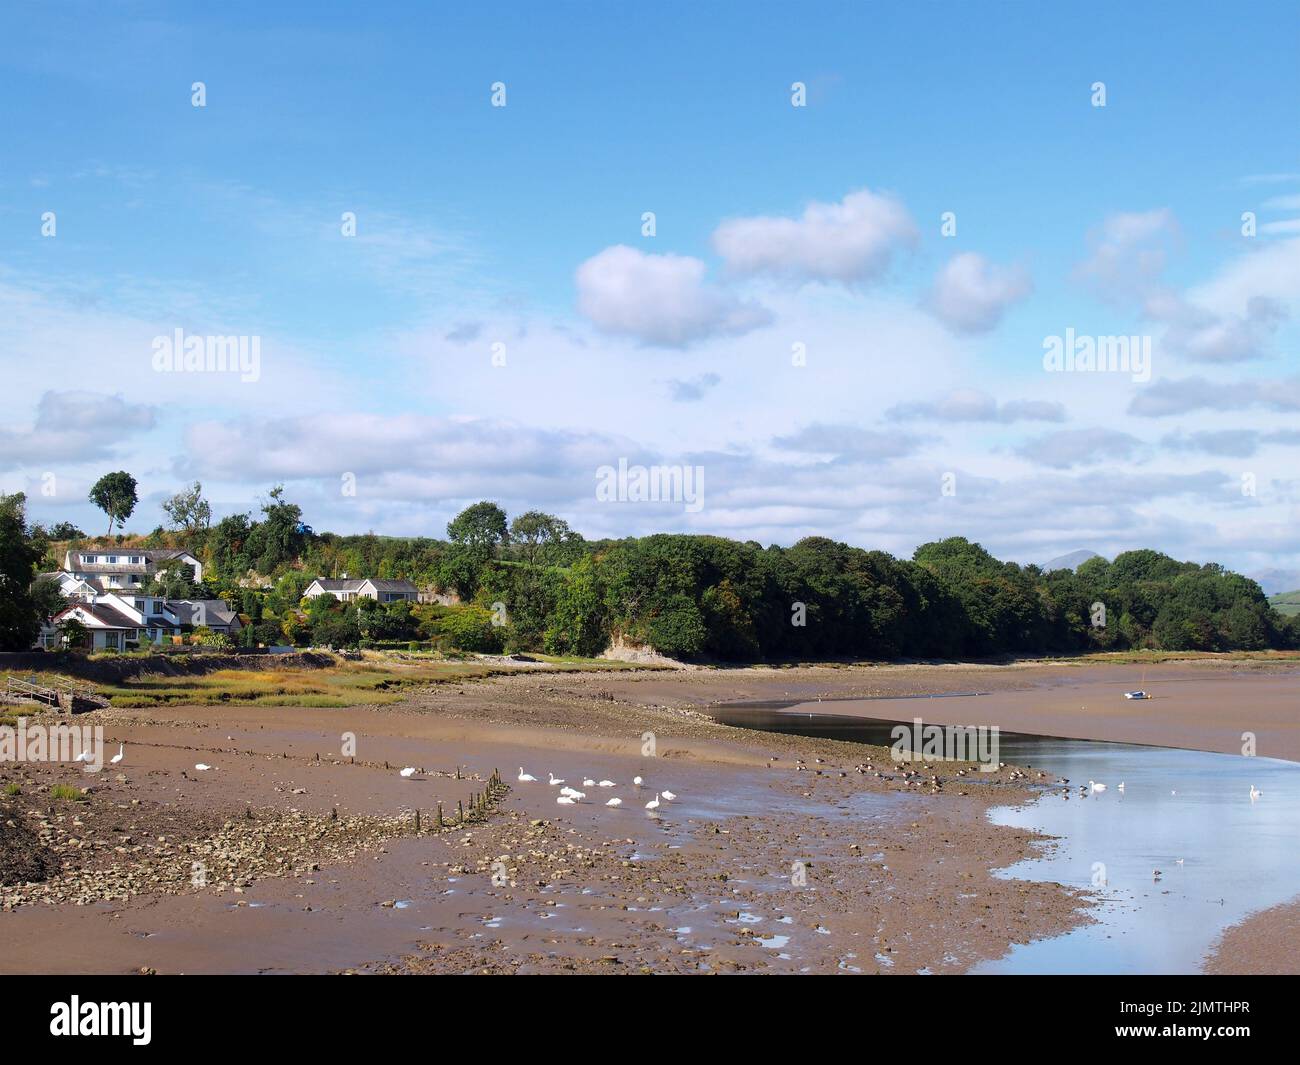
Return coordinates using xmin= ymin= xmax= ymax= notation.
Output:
xmin=1123 ymin=690 xmax=1149 ymax=700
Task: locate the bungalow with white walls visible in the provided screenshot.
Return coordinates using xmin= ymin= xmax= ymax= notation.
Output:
xmin=62 ymin=548 xmax=203 ymax=590
xmin=302 ymin=578 xmax=418 ymax=604
xmin=50 ymin=600 xmax=145 ymax=651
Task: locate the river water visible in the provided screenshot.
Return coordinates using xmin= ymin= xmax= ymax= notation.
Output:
xmin=708 ymin=702 xmax=1300 ymax=974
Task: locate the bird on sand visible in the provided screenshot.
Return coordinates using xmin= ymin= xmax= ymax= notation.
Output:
xmin=660 ymin=790 xmax=677 ymax=801
xmin=556 ymin=795 xmax=576 ymax=806
xmin=110 ymin=744 xmax=124 ymax=765
xmin=633 ymin=775 xmax=643 ymax=787
xmin=399 ymin=767 xmax=416 ymax=778
xmin=645 ymin=793 xmax=661 ymax=811
xmin=597 ymin=779 xmax=616 ymax=787
xmin=548 ymin=773 xmax=565 ymax=786
xmin=194 ymin=763 xmax=213 ymax=771
xmin=74 ymin=750 xmax=93 ymax=762
xmin=517 ymin=767 xmax=537 ymax=782
xmin=605 ymin=797 xmax=622 ymax=807
xmin=582 ymin=778 xmax=596 ymax=787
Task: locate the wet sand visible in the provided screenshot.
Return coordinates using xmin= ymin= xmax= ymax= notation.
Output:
xmin=1 ymin=657 xmax=1295 ymax=974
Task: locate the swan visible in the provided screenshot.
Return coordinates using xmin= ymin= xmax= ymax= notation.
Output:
xmin=605 ymin=797 xmax=622 ymax=807
xmin=110 ymin=744 xmax=124 ymax=765
xmin=560 ymin=786 xmax=581 ymax=798
xmin=597 ymin=779 xmax=616 ymax=787
xmin=548 ymin=773 xmax=565 ymax=786
xmin=517 ymin=767 xmax=537 ymax=782
xmin=1088 ymin=780 xmax=1106 ymax=793
xmin=1116 ymin=782 xmax=1125 ymax=793
xmin=633 ymin=775 xmax=643 ymax=787
xmin=660 ymin=790 xmax=677 ymax=801
xmin=567 ymin=790 xmax=586 ymax=801
xmin=556 ymin=795 xmax=576 ymax=805
xmin=1250 ymin=785 xmax=1262 ymax=801
xmin=582 ymin=778 xmax=596 ymax=787
xmin=74 ymin=751 xmax=93 ymax=763
xmin=399 ymin=767 xmax=416 ymax=778
xmin=195 ymin=763 xmax=212 ymax=771
xmin=645 ymin=793 xmax=661 ymax=811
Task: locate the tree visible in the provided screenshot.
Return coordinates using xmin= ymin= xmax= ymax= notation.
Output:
xmin=0 ymin=493 xmax=44 ymax=650
xmin=30 ymin=575 xmax=68 ymax=621
xmin=441 ymin=501 xmax=509 ymax=600
xmin=46 ymin=521 xmax=85 ymax=540
xmin=162 ymin=481 xmax=212 ymax=537
xmin=88 ymin=471 xmax=138 ymax=535
xmin=143 ymin=559 xmax=201 ymax=599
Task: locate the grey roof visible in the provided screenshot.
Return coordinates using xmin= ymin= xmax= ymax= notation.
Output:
xmin=365 ymin=579 xmax=418 ymax=593
xmin=310 ymin=578 xmax=366 ymax=591
xmin=170 ymin=599 xmax=240 ymax=627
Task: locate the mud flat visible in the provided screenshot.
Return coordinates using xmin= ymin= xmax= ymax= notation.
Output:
xmin=3 ymin=657 xmax=1295 ymax=974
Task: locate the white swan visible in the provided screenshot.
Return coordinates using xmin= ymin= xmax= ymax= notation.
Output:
xmin=74 ymin=750 xmax=93 ymax=763
xmin=633 ymin=775 xmax=643 ymax=787
xmin=1116 ymin=782 xmax=1125 ymax=793
xmin=556 ymin=795 xmax=576 ymax=806
xmin=645 ymin=793 xmax=661 ymax=811
xmin=660 ymin=790 xmax=677 ymax=801
xmin=597 ymin=779 xmax=616 ymax=787
xmin=560 ymin=786 xmax=581 ymax=798
xmin=110 ymin=744 xmax=124 ymax=765
xmin=548 ymin=773 xmax=565 ymax=786
xmin=567 ymin=790 xmax=586 ymax=801
xmin=399 ymin=767 xmax=416 ymax=778
xmin=1088 ymin=780 xmax=1106 ymax=793
xmin=605 ymin=797 xmax=622 ymax=807
xmin=517 ymin=767 xmax=537 ymax=782
xmin=582 ymin=778 xmax=596 ymax=787
xmin=1250 ymin=785 xmax=1262 ymax=801
xmin=195 ymin=763 xmax=212 ymax=771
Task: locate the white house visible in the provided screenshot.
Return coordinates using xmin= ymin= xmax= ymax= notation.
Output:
xmin=50 ymin=599 xmax=145 ymax=651
xmin=63 ymin=548 xmax=204 ymax=590
xmin=302 ymin=577 xmax=418 ymax=604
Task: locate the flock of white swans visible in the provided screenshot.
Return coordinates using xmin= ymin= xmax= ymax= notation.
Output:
xmin=516 ymin=768 xmax=676 ymax=811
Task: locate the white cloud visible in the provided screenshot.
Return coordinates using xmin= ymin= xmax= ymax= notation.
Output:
xmin=887 ymin=389 xmax=1064 ymax=423
xmin=711 ymin=188 xmax=916 ymax=285
xmin=926 ymin=253 xmax=1032 ymax=333
xmin=574 ymin=244 xmax=771 ymax=346
xmin=1015 ymin=428 xmax=1145 ymax=468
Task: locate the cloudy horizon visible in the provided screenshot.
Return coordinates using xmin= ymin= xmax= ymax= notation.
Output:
xmin=2 ymin=2 xmax=1298 ymax=589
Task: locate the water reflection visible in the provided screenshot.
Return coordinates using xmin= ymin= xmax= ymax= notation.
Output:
xmin=709 ymin=704 xmax=1300 ymax=974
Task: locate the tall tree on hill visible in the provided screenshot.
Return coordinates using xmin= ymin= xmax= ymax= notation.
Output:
xmin=88 ymin=471 xmax=138 ymax=536
xmin=162 ymin=481 xmax=212 ymax=538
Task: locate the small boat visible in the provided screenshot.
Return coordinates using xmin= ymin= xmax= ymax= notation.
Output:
xmin=1123 ymin=690 xmax=1149 ymax=700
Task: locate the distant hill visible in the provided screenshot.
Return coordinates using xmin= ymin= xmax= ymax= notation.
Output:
xmin=1250 ymin=568 xmax=1300 ymax=596
xmin=1043 ymin=549 xmax=1102 ymax=572
xmin=1270 ymin=590 xmax=1300 ymax=617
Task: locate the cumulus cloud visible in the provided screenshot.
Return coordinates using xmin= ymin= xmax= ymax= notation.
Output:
xmin=926 ymin=253 xmax=1032 ymax=333
xmin=711 ymin=188 xmax=916 ymax=285
xmin=887 ymin=389 xmax=1064 ymax=423
xmin=1015 ymin=428 xmax=1145 ymax=468
xmin=0 ymin=391 xmax=157 ymax=470
xmin=1074 ymin=208 xmax=1180 ymax=303
xmin=575 ymin=244 xmax=771 ymax=346
xmin=1128 ymin=375 xmax=1300 ymax=417
xmin=1161 ymin=428 xmax=1300 ymax=458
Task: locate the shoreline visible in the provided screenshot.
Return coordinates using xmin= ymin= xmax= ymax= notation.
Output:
xmin=1 ymin=657 xmax=1296 ymax=974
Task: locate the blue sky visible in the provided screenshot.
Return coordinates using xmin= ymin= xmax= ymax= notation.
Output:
xmin=2 ymin=1 xmax=1299 ymax=586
